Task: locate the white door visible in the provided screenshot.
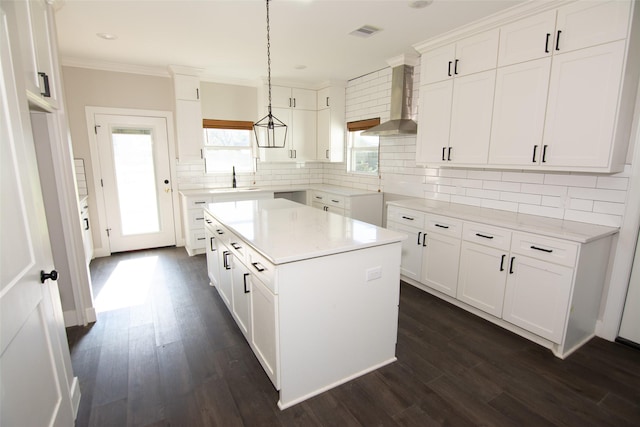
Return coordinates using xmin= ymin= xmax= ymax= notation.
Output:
xmin=421 ymin=232 xmax=461 ymax=298
xmin=94 ymin=114 xmax=176 ymax=252
xmin=416 ymin=80 xmax=453 ymax=165
xmin=1 ymin=9 xmax=74 ymax=426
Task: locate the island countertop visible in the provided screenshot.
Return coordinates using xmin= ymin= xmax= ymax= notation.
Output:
xmin=205 ymin=198 xmax=405 ymax=264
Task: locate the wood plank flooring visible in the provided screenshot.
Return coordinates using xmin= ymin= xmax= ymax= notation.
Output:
xmin=66 ymin=246 xmax=640 ymax=426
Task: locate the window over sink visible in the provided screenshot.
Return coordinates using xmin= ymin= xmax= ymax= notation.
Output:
xmin=203 ymin=119 xmax=255 ymax=174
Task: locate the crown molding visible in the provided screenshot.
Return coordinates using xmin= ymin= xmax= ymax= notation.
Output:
xmin=60 ymin=56 xmax=170 ymax=77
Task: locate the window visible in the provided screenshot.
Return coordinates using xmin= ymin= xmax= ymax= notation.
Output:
xmin=203 ymin=119 xmax=254 ymax=173
xmin=347 ymin=118 xmax=380 ymax=174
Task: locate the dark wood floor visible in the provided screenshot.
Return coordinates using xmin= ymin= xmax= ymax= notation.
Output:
xmin=67 ymin=246 xmax=640 ymax=427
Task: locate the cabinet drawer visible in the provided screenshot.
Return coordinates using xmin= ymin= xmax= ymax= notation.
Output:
xmin=325 ymin=193 xmax=345 ymax=208
xmin=192 ymin=230 xmax=206 ymax=248
xmin=188 ymin=209 xmax=206 ymax=229
xmin=387 ymin=206 xmax=425 ymax=228
xmin=227 ymin=231 xmax=247 ymax=263
xmin=425 ymin=214 xmax=462 ymax=238
xmin=187 ymin=195 xmax=213 ymax=209
xmin=511 ymin=232 xmax=578 ymax=267
xmin=247 ymin=249 xmax=276 ymax=294
xmin=463 ymin=222 xmax=512 ymax=251
xmin=310 ymin=191 xmax=326 ymax=203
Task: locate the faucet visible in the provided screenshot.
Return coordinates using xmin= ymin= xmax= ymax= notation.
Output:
xmin=232 ymin=166 xmax=237 ymax=188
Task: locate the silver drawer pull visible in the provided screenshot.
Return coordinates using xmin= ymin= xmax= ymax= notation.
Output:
xmin=475 ymin=233 xmax=493 ymax=239
xmin=435 ymin=224 xmax=449 ymax=229
xmin=401 ymin=216 xmax=414 ymax=221
xmin=252 ymin=262 xmax=265 ymax=272
xmin=531 ymin=245 xmax=553 ymax=253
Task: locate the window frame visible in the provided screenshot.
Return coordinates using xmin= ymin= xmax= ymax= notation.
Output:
xmin=202 ymin=119 xmax=256 ymax=174
xmin=346 ymin=118 xmax=381 ymax=175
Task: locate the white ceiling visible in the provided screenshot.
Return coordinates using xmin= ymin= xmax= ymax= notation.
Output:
xmin=54 ymin=0 xmax=525 ymax=86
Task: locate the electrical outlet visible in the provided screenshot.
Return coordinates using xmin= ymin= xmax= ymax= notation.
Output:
xmin=366 ymin=266 xmax=382 ymax=281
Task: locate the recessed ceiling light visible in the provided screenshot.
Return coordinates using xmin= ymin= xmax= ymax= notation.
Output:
xmin=349 ymin=25 xmax=382 ymax=38
xmin=96 ymin=32 xmax=118 ymax=40
xmin=409 ymin=0 xmax=433 ymax=9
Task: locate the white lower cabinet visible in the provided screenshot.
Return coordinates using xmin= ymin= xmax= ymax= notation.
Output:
xmin=387 ymin=202 xmax=614 ymax=358
xmin=309 ymin=188 xmax=383 ymax=226
xmin=503 ymin=254 xmax=573 ymax=344
xmin=421 ymin=232 xmax=460 ymax=298
xmin=231 ymin=254 xmax=251 ymax=338
xmin=204 ymin=220 xmax=220 ymax=288
xmin=250 ymin=272 xmax=279 ymax=388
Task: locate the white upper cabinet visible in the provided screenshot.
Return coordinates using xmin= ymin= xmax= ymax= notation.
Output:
xmin=174 ymin=74 xmax=200 ymax=101
xmin=316 ymin=86 xmax=345 ymax=162
xmin=420 ymin=29 xmax=499 ymax=85
xmin=416 ymin=0 xmax=637 ymax=173
xmin=498 ymin=10 xmax=557 ymax=67
xmin=554 ymin=0 xmax=631 ymax=53
xmin=270 ymin=86 xmax=316 ymax=110
xmin=11 ymin=0 xmax=59 ymax=110
xmin=542 ymin=40 xmax=626 ymax=168
xmin=489 ymin=57 xmax=551 ymax=165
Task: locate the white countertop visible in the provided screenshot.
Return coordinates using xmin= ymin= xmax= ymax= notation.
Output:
xmin=387 ymin=198 xmax=618 ymax=243
xmin=180 ymin=184 xmax=380 ymax=198
xmin=206 ymin=199 xmax=405 ymax=264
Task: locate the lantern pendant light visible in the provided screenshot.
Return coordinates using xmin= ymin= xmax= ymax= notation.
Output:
xmin=254 ymin=0 xmax=287 ymax=148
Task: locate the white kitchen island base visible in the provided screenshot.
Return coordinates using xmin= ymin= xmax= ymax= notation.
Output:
xmin=204 ymin=199 xmax=405 ymax=409
xmin=276 ymin=243 xmax=400 ymax=409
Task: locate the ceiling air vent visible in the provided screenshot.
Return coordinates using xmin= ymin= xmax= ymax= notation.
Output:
xmin=349 ymin=25 xmax=382 ymax=38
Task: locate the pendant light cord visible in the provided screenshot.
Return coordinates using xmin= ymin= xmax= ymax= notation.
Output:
xmin=266 ymin=0 xmax=272 ymax=116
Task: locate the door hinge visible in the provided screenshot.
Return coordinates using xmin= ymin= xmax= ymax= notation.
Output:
xmin=94 ymin=124 xmax=101 ymax=134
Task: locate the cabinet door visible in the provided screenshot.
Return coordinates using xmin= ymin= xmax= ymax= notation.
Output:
xmin=555 ymin=0 xmax=631 ymax=54
xmin=174 ymin=74 xmax=200 ymax=100
xmin=543 ymin=41 xmax=625 ymax=168
xmin=205 ymin=226 xmax=221 ymax=288
xmin=292 ymin=88 xmax=316 ymax=110
xmin=12 ymin=0 xmax=58 ymax=108
xmin=231 ymin=255 xmax=251 ymax=338
xmin=421 ymin=232 xmax=461 ymax=298
xmin=498 ymin=10 xmax=556 ymax=67
xmin=291 ymin=108 xmax=316 ymax=161
xmin=317 ymin=87 xmax=330 ymax=110
xmin=259 ymin=106 xmax=292 ymax=162
xmin=250 ymin=273 xmax=279 ymax=389
xmin=421 ymin=43 xmax=456 ymax=85
xmin=387 ymin=221 xmax=423 ymax=281
xmin=269 ymin=86 xmax=292 ymax=108
xmin=175 ymin=99 xmax=203 ymax=161
xmin=489 ymin=57 xmax=551 ymax=166
xmin=503 ymin=255 xmax=573 ymax=343
xmin=457 ymin=242 xmax=508 ymax=317
xmin=416 ymin=80 xmax=453 ymax=165
xmin=455 ymin=28 xmax=499 ymax=77
xmin=217 ymin=249 xmax=233 ymax=308
xmin=316 ymin=108 xmax=331 ymax=160
xmin=448 ymin=70 xmax=495 ymax=165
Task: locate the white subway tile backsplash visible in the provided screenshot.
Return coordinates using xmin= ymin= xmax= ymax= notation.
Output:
xmin=481 ymin=199 xmax=518 ymax=212
xmin=567 ymin=187 xmax=627 ymax=203
xmin=520 ymin=183 xmax=568 ymax=197
xmin=568 ymin=198 xmax=594 ymax=211
xmin=543 ymin=173 xmax=597 ymax=187
xmin=518 ymin=204 xmax=565 ymax=219
xmin=564 ymin=210 xmax=622 ymax=227
xmin=596 ymin=176 xmax=629 ymax=190
xmin=500 ymin=191 xmax=542 ymax=205
xmin=483 ymin=180 xmax=521 ymax=192
xmin=467 ymin=170 xmax=502 ymax=181
xmin=541 ymin=195 xmax=563 ymax=208
xmin=593 ymin=201 xmax=626 ymax=216
xmin=501 ymin=171 xmax=544 ymax=184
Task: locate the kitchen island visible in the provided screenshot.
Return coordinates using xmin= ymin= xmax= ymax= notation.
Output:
xmin=203 ymin=198 xmax=405 ymax=409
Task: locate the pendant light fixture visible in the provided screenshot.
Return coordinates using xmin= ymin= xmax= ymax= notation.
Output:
xmin=254 ymin=0 xmax=287 ymax=148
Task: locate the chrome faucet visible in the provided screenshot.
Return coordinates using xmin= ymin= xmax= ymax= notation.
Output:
xmin=232 ymin=166 xmax=237 ymax=188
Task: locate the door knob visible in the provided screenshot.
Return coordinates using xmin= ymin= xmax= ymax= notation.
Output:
xmin=40 ymin=269 xmax=59 ymax=283
xmin=164 ymin=179 xmax=169 ymax=184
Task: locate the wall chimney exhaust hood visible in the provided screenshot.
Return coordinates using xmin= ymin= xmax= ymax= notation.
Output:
xmin=362 ymin=54 xmax=418 ymax=137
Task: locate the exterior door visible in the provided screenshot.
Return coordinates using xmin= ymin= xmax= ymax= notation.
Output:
xmin=0 ymin=9 xmax=74 ymax=426
xmin=94 ymin=114 xmax=176 ymax=252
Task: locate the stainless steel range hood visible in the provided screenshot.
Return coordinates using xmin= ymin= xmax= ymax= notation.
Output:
xmin=362 ymin=59 xmax=417 ymax=137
